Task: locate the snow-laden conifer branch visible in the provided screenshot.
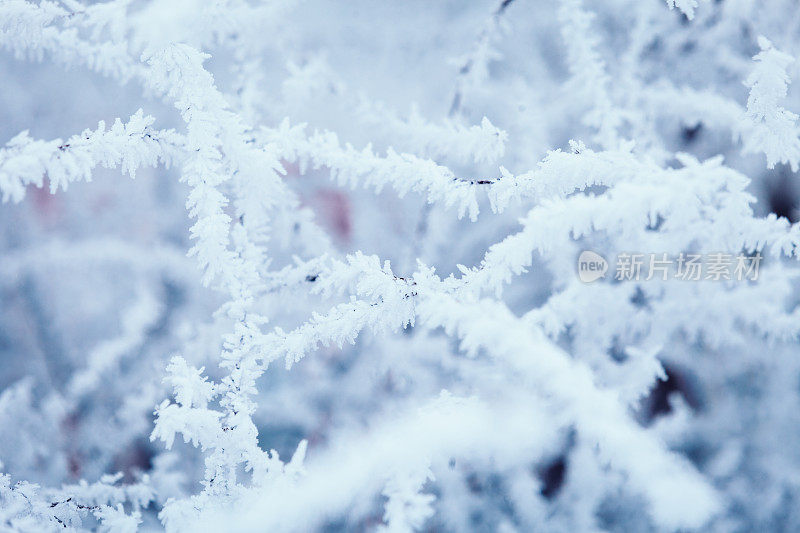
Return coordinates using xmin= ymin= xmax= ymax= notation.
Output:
xmin=0 ymin=110 xmax=178 ymax=203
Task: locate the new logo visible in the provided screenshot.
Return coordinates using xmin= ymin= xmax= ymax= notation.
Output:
xmin=577 ymin=250 xmax=608 ymax=282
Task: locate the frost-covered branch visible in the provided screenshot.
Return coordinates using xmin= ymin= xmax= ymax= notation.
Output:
xmin=0 ymin=110 xmax=179 ymax=203
xmin=413 ymin=286 xmax=721 ymax=530
xmin=3 ymin=1 xmax=800 ymax=531
xmin=557 ymin=0 xmax=623 ymax=149
xmin=739 ymin=36 xmax=800 ymax=171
